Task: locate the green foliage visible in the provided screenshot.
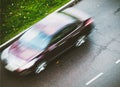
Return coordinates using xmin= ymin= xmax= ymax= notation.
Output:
xmin=0 ymin=0 xmax=69 ymax=45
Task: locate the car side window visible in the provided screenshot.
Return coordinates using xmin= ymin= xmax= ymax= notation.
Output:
xmin=50 ymin=23 xmax=78 ymax=44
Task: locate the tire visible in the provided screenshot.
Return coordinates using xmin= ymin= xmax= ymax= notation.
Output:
xmin=35 ymin=62 xmax=47 ymax=74
xmin=75 ymin=35 xmax=87 ymax=47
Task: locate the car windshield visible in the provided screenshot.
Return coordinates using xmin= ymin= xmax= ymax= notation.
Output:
xmin=19 ymin=27 xmax=52 ymax=50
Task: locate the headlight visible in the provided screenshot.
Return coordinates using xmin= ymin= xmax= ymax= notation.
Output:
xmin=4 ymin=54 xmax=27 ymax=71
xmin=1 ymin=47 xmax=10 ymax=60
xmin=17 ymin=58 xmax=39 ymax=72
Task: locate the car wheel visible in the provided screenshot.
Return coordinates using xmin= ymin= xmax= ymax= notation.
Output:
xmin=75 ymin=35 xmax=87 ymax=47
xmin=35 ymin=62 xmax=47 ymax=74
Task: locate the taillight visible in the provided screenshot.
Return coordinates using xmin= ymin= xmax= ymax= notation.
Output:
xmin=84 ymin=18 xmax=93 ymax=27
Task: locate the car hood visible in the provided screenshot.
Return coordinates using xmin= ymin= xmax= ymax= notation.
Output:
xmin=9 ymin=42 xmax=43 ymax=61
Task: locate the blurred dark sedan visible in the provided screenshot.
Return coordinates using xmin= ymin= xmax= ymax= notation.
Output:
xmin=1 ymin=7 xmax=93 ymax=75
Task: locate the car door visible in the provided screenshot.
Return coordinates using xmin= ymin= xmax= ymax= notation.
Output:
xmin=42 ymin=22 xmax=81 ymax=62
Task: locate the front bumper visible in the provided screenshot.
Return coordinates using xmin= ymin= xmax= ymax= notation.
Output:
xmin=1 ymin=48 xmax=26 ymax=72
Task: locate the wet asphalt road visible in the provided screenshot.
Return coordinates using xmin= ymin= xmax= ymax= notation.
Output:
xmin=0 ymin=0 xmax=120 ymax=87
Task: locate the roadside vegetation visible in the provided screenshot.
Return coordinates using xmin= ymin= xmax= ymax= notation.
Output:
xmin=0 ymin=0 xmax=69 ymax=45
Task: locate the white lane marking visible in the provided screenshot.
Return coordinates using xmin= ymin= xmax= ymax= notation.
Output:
xmin=115 ymin=59 xmax=120 ymax=64
xmin=85 ymin=73 xmax=104 ymax=86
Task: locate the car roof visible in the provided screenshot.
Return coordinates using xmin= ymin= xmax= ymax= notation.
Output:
xmin=32 ymin=13 xmax=77 ymax=35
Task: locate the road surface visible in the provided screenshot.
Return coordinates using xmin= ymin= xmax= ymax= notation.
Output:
xmin=0 ymin=0 xmax=120 ymax=87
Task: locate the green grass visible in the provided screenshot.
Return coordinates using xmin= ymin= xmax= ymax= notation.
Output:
xmin=0 ymin=0 xmax=69 ymax=45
